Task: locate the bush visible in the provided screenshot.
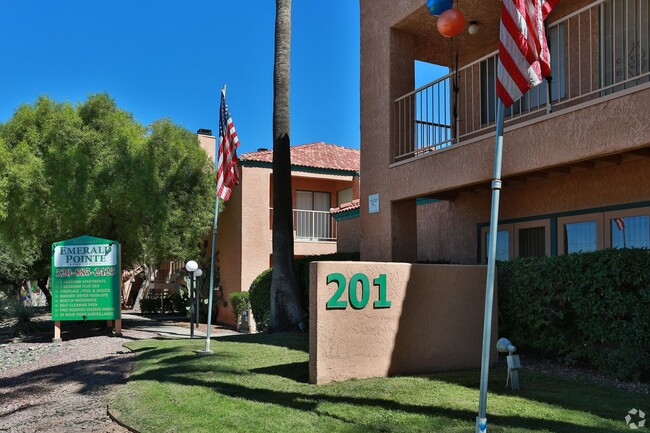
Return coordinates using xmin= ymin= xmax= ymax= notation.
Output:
xmin=229 ymin=291 xmax=250 ymax=323
xmin=249 ymin=268 xmax=272 ymax=332
xmin=249 ymin=252 xmax=360 ymax=332
xmin=139 ymin=298 xmax=160 ymax=314
xmin=498 ymin=248 xmax=650 ymax=380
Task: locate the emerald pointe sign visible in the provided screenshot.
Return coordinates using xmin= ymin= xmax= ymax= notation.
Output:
xmin=51 ymin=236 xmax=121 ymax=321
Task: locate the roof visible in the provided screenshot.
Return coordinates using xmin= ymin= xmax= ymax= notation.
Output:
xmin=330 ymin=199 xmax=360 ymax=215
xmin=239 ymin=142 xmax=360 ymax=172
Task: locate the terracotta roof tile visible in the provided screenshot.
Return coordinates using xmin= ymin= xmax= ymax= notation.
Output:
xmin=330 ymin=199 xmax=360 ymax=214
xmin=240 ymin=142 xmax=359 ymax=172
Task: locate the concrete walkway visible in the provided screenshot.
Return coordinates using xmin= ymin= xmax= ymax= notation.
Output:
xmin=121 ymin=314 xmax=237 ymax=339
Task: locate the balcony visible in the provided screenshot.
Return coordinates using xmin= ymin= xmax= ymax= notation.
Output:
xmin=294 ymin=209 xmax=337 ymax=241
xmin=394 ymin=0 xmax=650 ymax=163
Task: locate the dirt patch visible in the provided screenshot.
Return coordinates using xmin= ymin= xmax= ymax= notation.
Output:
xmin=0 ymin=320 xmax=156 ymax=433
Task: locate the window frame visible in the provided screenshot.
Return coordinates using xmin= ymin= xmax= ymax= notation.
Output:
xmin=557 ymin=213 xmax=604 ymax=255
xmin=513 ymin=219 xmax=551 ymax=258
xmin=603 ymin=206 xmax=650 ymax=248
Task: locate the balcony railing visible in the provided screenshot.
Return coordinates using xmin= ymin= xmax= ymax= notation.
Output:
xmin=394 ymin=0 xmax=650 ymax=162
xmin=294 ymin=209 xmax=337 ymax=241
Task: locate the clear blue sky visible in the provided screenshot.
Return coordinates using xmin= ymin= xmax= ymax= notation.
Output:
xmin=0 ymin=1 xmax=362 ymax=155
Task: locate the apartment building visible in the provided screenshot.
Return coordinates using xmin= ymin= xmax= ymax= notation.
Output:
xmin=360 ymin=0 xmax=650 ymax=264
xmin=199 ymin=135 xmax=360 ymax=326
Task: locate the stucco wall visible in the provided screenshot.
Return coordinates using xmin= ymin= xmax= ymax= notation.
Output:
xmin=336 ymin=217 xmax=361 ymax=253
xmin=416 ymin=157 xmax=650 ymax=263
xmin=360 ymin=0 xmax=650 ymax=263
xmin=216 ymin=165 xmax=358 ymax=327
xmin=309 ymin=261 xmax=497 ymax=384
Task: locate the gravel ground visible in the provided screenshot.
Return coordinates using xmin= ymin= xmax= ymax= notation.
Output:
xmin=0 ymin=325 xmax=156 ymax=433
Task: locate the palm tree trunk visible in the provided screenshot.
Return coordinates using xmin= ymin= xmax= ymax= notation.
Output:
xmin=269 ymin=0 xmax=303 ymax=332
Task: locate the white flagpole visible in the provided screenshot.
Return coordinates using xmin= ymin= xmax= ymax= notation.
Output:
xmin=197 ymin=85 xmax=226 ymax=356
xmin=476 ymin=100 xmax=505 ymax=433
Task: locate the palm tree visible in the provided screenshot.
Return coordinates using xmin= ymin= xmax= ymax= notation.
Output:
xmin=269 ymin=0 xmax=303 ymax=332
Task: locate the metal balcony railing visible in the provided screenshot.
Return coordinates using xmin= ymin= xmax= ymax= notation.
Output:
xmin=294 ymin=209 xmax=337 ymax=241
xmin=394 ymin=0 xmax=650 ymax=162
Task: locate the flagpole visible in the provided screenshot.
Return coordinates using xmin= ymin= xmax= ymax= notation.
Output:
xmin=197 ymin=85 xmax=227 ymax=356
xmin=476 ymin=100 xmax=505 ymax=433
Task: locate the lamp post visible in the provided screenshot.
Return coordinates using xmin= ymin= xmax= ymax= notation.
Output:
xmin=194 ymin=268 xmax=203 ymax=329
xmin=185 ymin=260 xmax=198 ymax=338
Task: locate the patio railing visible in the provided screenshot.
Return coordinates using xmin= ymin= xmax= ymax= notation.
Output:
xmin=394 ymin=0 xmax=650 ymax=162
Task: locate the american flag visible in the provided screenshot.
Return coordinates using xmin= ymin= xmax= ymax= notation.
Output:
xmin=614 ymin=218 xmax=625 ymax=231
xmin=497 ymin=0 xmax=560 ymax=107
xmin=216 ymin=90 xmax=240 ymax=201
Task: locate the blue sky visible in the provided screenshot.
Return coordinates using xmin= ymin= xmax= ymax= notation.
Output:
xmin=0 ymin=1 xmax=362 ymax=155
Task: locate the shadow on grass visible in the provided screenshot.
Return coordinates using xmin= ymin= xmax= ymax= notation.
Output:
xmin=428 ymin=367 xmax=644 ymax=423
xmin=250 ymin=361 xmax=309 ymax=383
xmin=127 ymin=368 xmax=623 ymax=433
xmin=216 ymin=332 xmax=308 ymax=353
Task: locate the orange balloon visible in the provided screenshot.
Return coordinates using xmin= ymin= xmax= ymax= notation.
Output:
xmin=437 ymin=9 xmax=465 ymax=38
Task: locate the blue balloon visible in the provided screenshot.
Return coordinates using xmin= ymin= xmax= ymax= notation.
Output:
xmin=426 ymin=0 xmax=453 ymax=16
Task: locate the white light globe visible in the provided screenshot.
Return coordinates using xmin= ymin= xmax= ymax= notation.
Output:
xmin=185 ymin=260 xmax=199 ymax=273
xmin=195 ymin=269 xmax=203 ymax=277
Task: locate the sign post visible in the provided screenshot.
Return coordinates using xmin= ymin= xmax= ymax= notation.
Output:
xmin=51 ymin=235 xmax=122 ymax=341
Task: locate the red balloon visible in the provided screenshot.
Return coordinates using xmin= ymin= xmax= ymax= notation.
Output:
xmin=437 ymin=9 xmax=465 ymax=38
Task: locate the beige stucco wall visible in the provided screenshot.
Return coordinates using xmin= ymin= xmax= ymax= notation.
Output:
xmin=360 ymin=0 xmax=650 ymax=263
xmin=336 ymin=217 xmax=361 ymax=253
xmin=309 ymin=261 xmax=497 ymax=384
xmin=215 ymin=165 xmax=359 ymax=326
xmin=416 ymin=157 xmax=650 ymax=264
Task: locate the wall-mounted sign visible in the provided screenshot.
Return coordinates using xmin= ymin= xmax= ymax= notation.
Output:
xmin=51 ymin=235 xmax=121 ymax=321
xmin=368 ymin=193 xmax=380 ymax=214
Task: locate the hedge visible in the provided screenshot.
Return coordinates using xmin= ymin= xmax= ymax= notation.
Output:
xmin=498 ymin=248 xmax=650 ymax=380
xmin=249 ymin=252 xmax=360 ymax=332
xmin=139 ymin=293 xmax=188 ymax=315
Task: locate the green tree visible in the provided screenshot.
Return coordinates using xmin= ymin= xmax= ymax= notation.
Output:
xmin=0 ymin=94 xmax=215 ymax=304
xmin=269 ymin=0 xmax=303 ymax=332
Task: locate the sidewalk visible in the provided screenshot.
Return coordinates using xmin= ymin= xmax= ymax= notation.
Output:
xmin=121 ymin=313 xmax=237 ymax=339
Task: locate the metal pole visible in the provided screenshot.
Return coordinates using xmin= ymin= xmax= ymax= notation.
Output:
xmin=197 ymin=195 xmax=219 ymax=355
xmin=476 ymin=100 xmax=505 ymax=433
xmin=189 ymin=274 xmax=195 ymax=339
xmin=197 ymin=84 xmax=225 ymax=355
xmin=194 ymin=274 xmax=200 ymax=329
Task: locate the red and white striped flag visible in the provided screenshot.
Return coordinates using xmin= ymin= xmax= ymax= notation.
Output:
xmin=216 ymin=90 xmax=240 ymax=201
xmin=497 ymin=0 xmax=560 ymax=107
xmin=614 ymin=218 xmax=625 ymax=231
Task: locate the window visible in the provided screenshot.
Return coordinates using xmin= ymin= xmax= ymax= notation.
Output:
xmin=481 ymin=224 xmax=513 ymax=264
xmin=610 ymin=215 xmax=650 ymax=248
xmin=558 ymin=213 xmax=604 ymax=255
xmin=604 ymin=207 xmax=650 ymax=248
xmin=295 ymin=190 xmax=332 ymax=240
xmin=337 ymin=187 xmax=353 ymax=206
xmin=514 ymin=220 xmax=551 ymax=258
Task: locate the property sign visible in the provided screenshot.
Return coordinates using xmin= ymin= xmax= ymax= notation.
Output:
xmin=51 ymin=236 xmax=121 ymax=321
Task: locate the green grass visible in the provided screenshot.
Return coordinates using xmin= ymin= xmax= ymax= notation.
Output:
xmin=109 ymin=333 xmax=646 ymax=433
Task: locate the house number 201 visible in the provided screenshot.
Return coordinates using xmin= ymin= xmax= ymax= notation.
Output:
xmin=325 ymin=273 xmax=391 ymax=309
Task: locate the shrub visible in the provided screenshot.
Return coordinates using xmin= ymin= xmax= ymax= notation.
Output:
xmin=249 ymin=252 xmax=360 ymax=332
xmin=498 ymin=248 xmax=650 ymax=380
xmin=249 ymin=268 xmax=272 ymax=332
xmin=139 ymin=298 xmax=160 ymax=314
xmin=229 ymin=291 xmax=250 ymax=322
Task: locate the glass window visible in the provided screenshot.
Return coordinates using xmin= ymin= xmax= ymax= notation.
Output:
xmin=485 ymin=230 xmax=510 ymax=262
xmin=518 ymin=227 xmax=546 ymax=258
xmin=611 ymin=215 xmax=650 ymax=248
xmin=565 ymin=221 xmax=598 ymax=254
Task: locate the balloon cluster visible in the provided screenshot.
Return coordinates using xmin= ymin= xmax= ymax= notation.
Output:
xmin=426 ymin=0 xmax=465 ymax=38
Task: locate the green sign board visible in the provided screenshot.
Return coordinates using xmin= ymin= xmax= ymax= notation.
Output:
xmin=51 ymin=235 xmax=121 ymax=321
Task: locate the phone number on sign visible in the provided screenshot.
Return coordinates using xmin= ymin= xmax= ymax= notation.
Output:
xmin=55 ymin=267 xmax=115 ymax=277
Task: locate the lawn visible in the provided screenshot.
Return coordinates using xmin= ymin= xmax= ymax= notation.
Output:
xmin=108 ymin=333 xmax=646 ymax=433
